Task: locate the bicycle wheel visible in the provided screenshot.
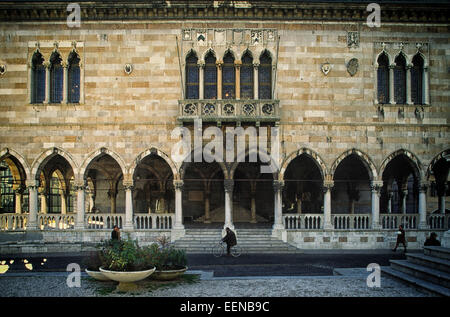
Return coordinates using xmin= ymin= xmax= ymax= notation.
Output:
xmin=212 ymin=243 xmax=224 ymax=257
xmin=231 ymin=245 xmax=242 ymax=257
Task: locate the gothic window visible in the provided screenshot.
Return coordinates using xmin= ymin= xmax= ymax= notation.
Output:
xmin=258 ymin=51 xmax=272 ymax=99
xmin=49 ymin=171 xmax=62 ymax=213
xmin=377 ymin=52 xmax=389 ymax=104
xmin=411 ymin=54 xmax=424 ymax=105
xmin=68 ymin=51 xmax=81 ymax=103
xmin=222 ymin=51 xmax=235 ymax=99
xmin=240 ymin=52 xmax=254 ymax=99
xmin=204 ymin=52 xmax=217 ymax=99
xmin=394 ymin=54 xmax=407 ymax=104
xmin=31 ymin=51 xmax=46 ymax=104
xmin=185 ymin=52 xmax=199 ymax=99
xmin=0 ymin=161 xmax=14 ymax=213
xmin=49 ymin=52 xmax=63 ymax=103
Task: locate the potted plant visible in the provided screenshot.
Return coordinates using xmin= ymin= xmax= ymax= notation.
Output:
xmin=149 ymin=236 xmax=188 ymax=281
xmin=98 ymin=238 xmax=156 ymax=291
xmin=83 ymin=250 xmax=110 ymax=281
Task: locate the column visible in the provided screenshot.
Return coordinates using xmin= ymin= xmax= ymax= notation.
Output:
xmin=198 ymin=61 xmax=204 ymax=100
xmin=389 ymin=64 xmax=395 ymax=104
xmin=273 ymin=180 xmax=284 ymax=230
xmin=424 ymin=66 xmax=429 ymax=105
xmin=75 ymin=184 xmax=85 ymax=230
xmin=371 ymin=181 xmax=383 ymax=229
xmin=224 ymin=179 xmax=234 ymax=230
xmin=439 ymin=195 xmax=446 ymax=214
xmin=62 ymin=62 xmax=68 ymax=103
xmin=14 ymin=187 xmax=23 ymax=214
xmin=323 ymin=180 xmax=334 ymax=230
xmin=216 ymin=60 xmax=223 ymax=100
xmin=60 ymin=191 xmax=67 ymax=214
xmin=406 ymin=65 xmax=412 ymax=105
xmin=40 ymin=189 xmax=47 ymax=214
xmin=235 ymin=60 xmax=241 ymax=100
xmin=124 ymin=184 xmax=134 ymax=230
xmin=44 ymin=62 xmax=50 ymax=103
xmin=26 ymin=180 xmax=39 ymax=230
xmin=250 ymin=193 xmax=257 ymax=223
xmin=418 ymin=182 xmax=429 ymax=229
xmin=387 ymin=191 xmax=393 ymax=214
xmin=108 ymin=189 xmax=117 ymax=214
xmin=173 ymin=180 xmax=184 ymax=230
xmin=253 ymin=62 xmax=259 ymax=100
xmin=402 ymin=189 xmax=408 ymax=214
xmin=204 ymin=190 xmax=211 ymax=224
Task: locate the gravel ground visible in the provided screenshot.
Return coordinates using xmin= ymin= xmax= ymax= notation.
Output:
xmin=0 ymin=273 xmax=435 ymax=297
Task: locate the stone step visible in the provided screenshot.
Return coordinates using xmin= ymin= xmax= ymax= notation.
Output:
xmin=389 ymin=259 xmax=450 ymax=288
xmin=381 ymin=266 xmax=450 ymax=297
xmin=406 ymin=253 xmax=450 ymax=273
xmin=423 ymin=246 xmax=450 ymax=261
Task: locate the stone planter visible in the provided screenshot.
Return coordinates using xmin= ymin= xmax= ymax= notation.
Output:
xmin=85 ymin=269 xmax=110 ymax=281
xmin=152 ymin=266 xmax=188 ymax=281
xmin=99 ymin=267 xmax=156 ymax=291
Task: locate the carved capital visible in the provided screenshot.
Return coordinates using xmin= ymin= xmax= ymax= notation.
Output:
xmin=273 ymin=180 xmax=284 ymax=192
xmin=224 ymin=179 xmax=234 ymax=193
xmin=370 ymin=181 xmax=384 ymax=192
xmin=173 ymin=180 xmax=184 ymax=190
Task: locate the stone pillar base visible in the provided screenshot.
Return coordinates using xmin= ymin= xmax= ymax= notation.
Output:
xmin=442 ymin=230 xmax=450 ymax=248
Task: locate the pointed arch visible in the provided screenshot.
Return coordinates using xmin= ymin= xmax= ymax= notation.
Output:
xmin=258 ymin=50 xmax=272 ymax=99
xmin=222 ymin=50 xmax=236 ymax=99
xmin=79 ymin=148 xmax=127 ymax=181
xmin=411 ymin=52 xmax=425 ymax=105
xmin=67 ymin=50 xmax=81 ymax=103
xmin=240 ymin=50 xmax=254 ymax=100
xmin=49 ymin=50 xmax=63 ymax=103
xmin=185 ymin=49 xmax=199 ymax=99
xmin=30 ymin=50 xmax=46 ymax=104
xmin=230 ymin=147 xmax=279 ymax=180
xmin=179 ymin=146 xmax=229 ymax=180
xmin=426 ymin=149 xmax=450 ymax=179
xmin=393 ymin=52 xmax=407 ymax=104
xmin=130 ymin=147 xmax=179 ymax=180
xmin=380 ymin=149 xmax=423 ymax=180
xmin=203 ymin=50 xmax=217 ymax=99
xmin=280 ymin=148 xmax=327 ymax=181
xmin=330 ymin=149 xmax=378 ymax=181
xmin=376 ymin=51 xmax=390 ymax=104
xmin=31 ymin=147 xmax=79 ymax=181
xmin=0 ymin=148 xmax=31 ymax=182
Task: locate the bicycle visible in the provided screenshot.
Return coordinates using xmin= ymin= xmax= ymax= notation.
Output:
xmin=212 ymin=241 xmax=242 ymax=257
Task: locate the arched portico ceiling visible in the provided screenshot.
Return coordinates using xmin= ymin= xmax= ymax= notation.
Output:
xmin=230 ymin=147 xmax=278 ymax=180
xmin=79 ymin=147 xmax=127 ymax=181
xmin=179 ymin=146 xmax=229 ymax=180
xmin=130 ymin=147 xmax=178 ymax=180
xmin=330 ymin=149 xmax=378 ymax=181
xmin=426 ymin=149 xmax=450 ymax=179
xmin=280 ymin=148 xmax=327 ymax=181
xmin=31 ymin=147 xmax=78 ymax=181
xmin=380 ymin=149 xmax=423 ymax=180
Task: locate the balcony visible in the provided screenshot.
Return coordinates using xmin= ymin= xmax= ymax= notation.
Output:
xmin=177 ymin=99 xmax=280 ymax=124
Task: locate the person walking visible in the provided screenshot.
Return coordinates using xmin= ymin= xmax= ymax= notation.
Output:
xmin=392 ymin=225 xmax=407 ymax=252
xmin=222 ymin=227 xmax=237 ymax=256
xmin=111 ymin=225 xmax=121 ymax=240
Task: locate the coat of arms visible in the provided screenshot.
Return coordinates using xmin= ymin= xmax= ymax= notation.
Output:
xmin=346 ymin=58 xmax=359 ymax=76
xmin=321 ymin=62 xmax=332 ymax=76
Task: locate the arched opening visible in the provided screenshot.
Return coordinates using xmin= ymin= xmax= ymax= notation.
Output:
xmin=185 ymin=51 xmax=199 ymax=99
xmin=394 ymin=54 xmax=407 ymax=104
xmin=411 ymin=53 xmax=424 ymax=105
xmin=429 ymin=152 xmax=449 ymax=214
xmin=222 ymin=51 xmax=235 ymax=99
xmin=258 ymin=51 xmax=272 ymax=99
xmin=240 ymin=51 xmax=254 ymax=99
xmin=182 ymin=161 xmax=224 ymax=228
xmin=68 ymin=51 xmax=81 ymax=103
xmin=333 ymin=154 xmax=372 ymax=215
xmin=31 ymin=51 xmax=45 ymax=104
xmin=0 ymin=156 xmax=28 ymax=214
xmin=204 ymin=51 xmax=217 ymax=99
xmin=381 ymin=154 xmax=419 ymax=214
xmin=49 ymin=51 xmax=63 ymax=103
xmin=133 ymin=154 xmax=174 ymax=214
xmin=283 ymin=154 xmax=323 ymax=214
xmin=84 ymin=154 xmax=124 ymax=215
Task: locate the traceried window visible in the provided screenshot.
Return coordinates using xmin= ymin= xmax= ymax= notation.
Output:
xmin=0 ymin=161 xmax=14 ymax=213
xmin=49 ymin=171 xmax=62 ymax=213
xmin=185 ymin=52 xmax=199 ymax=99
xmin=31 ymin=51 xmax=46 ymax=104
xmin=258 ymin=51 xmax=272 ymax=99
xmin=411 ymin=54 xmax=424 ymax=105
xmin=49 ymin=52 xmax=63 ymax=103
xmin=68 ymin=51 xmax=81 ymax=103
xmin=240 ymin=52 xmax=254 ymax=99
xmin=394 ymin=54 xmax=407 ymax=104
xmin=204 ymin=52 xmax=217 ymax=99
xmin=377 ymin=52 xmax=389 ymax=104
xmin=222 ymin=51 xmax=235 ymax=99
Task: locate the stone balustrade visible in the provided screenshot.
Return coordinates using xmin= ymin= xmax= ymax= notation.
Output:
xmin=284 ymin=214 xmax=323 ymax=230
xmin=333 ymin=214 xmax=371 ymax=230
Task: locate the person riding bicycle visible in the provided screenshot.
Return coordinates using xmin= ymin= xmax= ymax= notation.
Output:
xmin=222 ymin=227 xmax=237 ymax=256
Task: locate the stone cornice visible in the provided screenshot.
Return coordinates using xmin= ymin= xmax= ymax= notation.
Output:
xmin=0 ymin=1 xmax=448 ymax=23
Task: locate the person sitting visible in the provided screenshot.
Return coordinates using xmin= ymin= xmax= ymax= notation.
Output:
xmin=424 ymin=232 xmax=441 ymax=246
xmin=222 ymin=227 xmax=237 ymax=256
xmin=111 ymin=225 xmax=121 ymax=240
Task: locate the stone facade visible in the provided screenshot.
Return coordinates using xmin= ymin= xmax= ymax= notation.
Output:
xmin=0 ymin=1 xmax=448 ymax=249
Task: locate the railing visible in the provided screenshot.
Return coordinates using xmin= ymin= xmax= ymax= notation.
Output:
xmin=0 ymin=213 xmax=28 ymax=231
xmin=428 ymin=214 xmax=450 ymax=230
xmin=38 ymin=213 xmax=75 ymax=230
xmin=85 ymin=213 xmax=123 ymax=230
xmin=284 ymin=214 xmax=323 ymax=229
xmin=135 ymin=213 xmax=174 ymax=230
xmin=178 ymin=99 xmax=280 ymax=123
xmin=381 ymin=214 xmax=418 ymax=229
xmin=333 ymin=214 xmax=371 ymax=230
